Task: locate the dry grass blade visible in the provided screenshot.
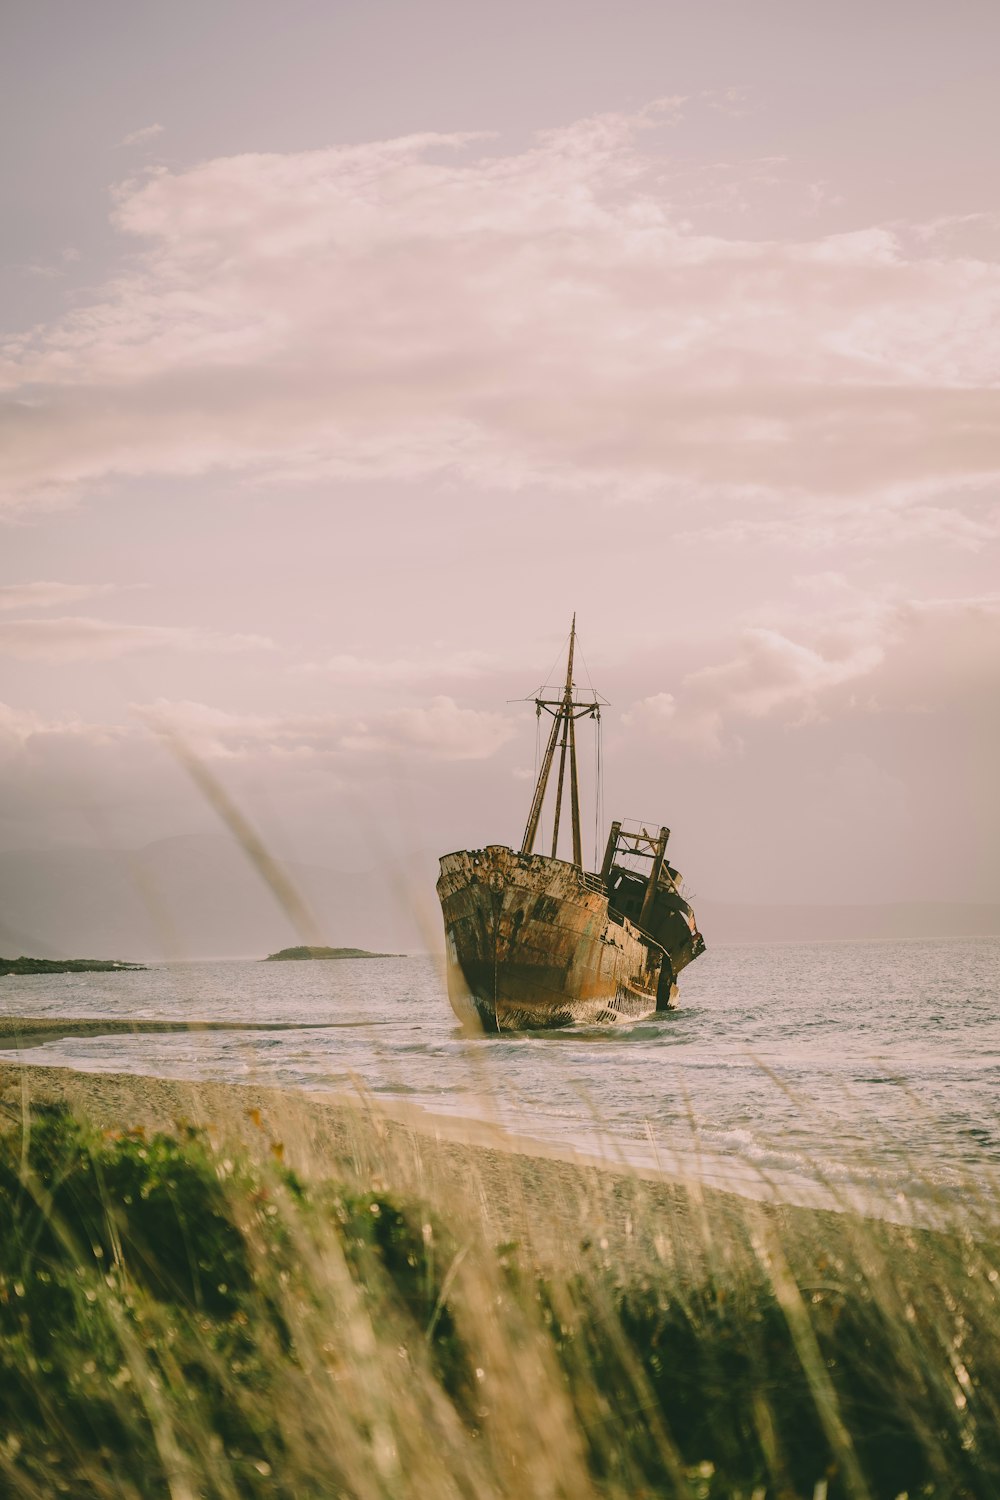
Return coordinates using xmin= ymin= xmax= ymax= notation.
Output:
xmin=141 ymin=714 xmax=324 ymax=947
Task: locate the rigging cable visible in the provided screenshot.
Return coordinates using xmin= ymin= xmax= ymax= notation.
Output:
xmin=594 ymin=710 xmax=603 ymax=872
xmin=534 ymin=628 xmax=572 ymax=702
xmin=575 ymin=629 xmax=605 ymax=872
xmin=532 ymin=705 xmax=542 ymax=853
xmin=593 ymin=711 xmax=599 ymax=870
xmin=528 ymin=626 xmax=572 ymax=856
xmin=533 ymin=705 xmax=541 ymax=785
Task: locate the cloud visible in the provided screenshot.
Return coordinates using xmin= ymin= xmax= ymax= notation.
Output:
xmin=622 ymin=628 xmax=887 ymax=751
xmin=622 ymin=594 xmax=1000 ymax=751
xmin=16 ymin=263 xmax=66 ymax=280
xmin=295 ymin=649 xmax=496 ymax=683
xmin=137 ymin=694 xmax=515 ymax=763
xmin=0 ymin=581 xmax=134 ymax=612
xmin=345 ymin=696 xmax=516 ymax=759
xmin=0 ymin=691 xmax=515 ymax=836
xmin=0 ymin=700 xmax=125 ymax=756
xmin=689 ymin=627 xmax=885 ymax=728
xmin=2 ymin=104 xmax=999 ymax=541
xmin=118 ymin=124 xmax=164 ymax=148
xmin=0 ymin=617 xmax=274 ymax=663
xmin=135 ymin=700 xmax=332 ymax=759
xmin=621 ymin=691 xmax=676 ymax=727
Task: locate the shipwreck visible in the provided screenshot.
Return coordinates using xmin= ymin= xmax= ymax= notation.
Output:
xmin=437 ymin=619 xmax=705 ymax=1031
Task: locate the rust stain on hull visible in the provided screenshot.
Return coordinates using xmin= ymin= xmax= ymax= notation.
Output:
xmin=437 ymin=845 xmax=673 ymax=1032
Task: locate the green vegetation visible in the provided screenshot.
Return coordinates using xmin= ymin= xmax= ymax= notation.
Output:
xmin=0 ymin=956 xmax=146 ymax=976
xmin=263 ymin=945 xmax=398 ymax=961
xmin=2 ymin=1100 xmax=1000 ymax=1498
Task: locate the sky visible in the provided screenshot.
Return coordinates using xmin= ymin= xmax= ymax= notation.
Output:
xmin=1 ymin=0 xmax=999 ymax=910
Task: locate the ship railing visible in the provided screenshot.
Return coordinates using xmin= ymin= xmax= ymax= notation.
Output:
xmin=579 ymin=871 xmax=609 ymax=896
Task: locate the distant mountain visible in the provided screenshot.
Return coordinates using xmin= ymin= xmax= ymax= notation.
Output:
xmin=0 ymin=834 xmax=437 ymax=961
xmin=0 ymin=835 xmax=996 ymax=962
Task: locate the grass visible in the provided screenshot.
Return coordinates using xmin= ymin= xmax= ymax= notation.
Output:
xmin=2 ymin=1090 xmax=1000 ymax=1499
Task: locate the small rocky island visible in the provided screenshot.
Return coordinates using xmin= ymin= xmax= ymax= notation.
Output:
xmin=263 ymin=945 xmax=399 ymax=962
xmin=0 ymin=956 xmax=147 ymax=977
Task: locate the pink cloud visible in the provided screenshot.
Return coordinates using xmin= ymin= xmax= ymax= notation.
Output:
xmin=1 ymin=105 xmax=998 ymax=545
xmin=622 ymin=594 xmax=1000 ymax=752
xmin=0 ymin=581 xmax=133 ymax=611
xmin=0 ymin=618 xmax=274 ymax=663
xmin=136 ymin=694 xmax=516 ymax=763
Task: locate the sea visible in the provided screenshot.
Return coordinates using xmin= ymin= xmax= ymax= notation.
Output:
xmin=2 ymin=938 xmax=999 ymax=1218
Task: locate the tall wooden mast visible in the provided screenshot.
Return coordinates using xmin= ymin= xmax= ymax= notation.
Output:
xmin=520 ymin=616 xmax=600 ymax=867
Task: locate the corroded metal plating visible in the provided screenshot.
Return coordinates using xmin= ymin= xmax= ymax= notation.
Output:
xmin=437 ymin=845 xmax=670 ymax=1032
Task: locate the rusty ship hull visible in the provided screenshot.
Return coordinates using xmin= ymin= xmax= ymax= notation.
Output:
xmin=437 ymin=845 xmax=673 ymax=1031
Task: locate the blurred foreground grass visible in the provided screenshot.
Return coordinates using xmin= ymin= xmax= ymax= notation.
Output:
xmin=2 ymin=1088 xmax=999 ymax=1500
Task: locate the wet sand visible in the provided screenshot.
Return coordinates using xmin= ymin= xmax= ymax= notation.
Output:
xmin=0 ymin=1017 xmax=380 ymax=1049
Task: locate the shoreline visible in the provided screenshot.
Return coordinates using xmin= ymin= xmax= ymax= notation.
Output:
xmin=0 ymin=1020 xmax=979 ymax=1229
xmin=0 ymin=1053 xmax=694 ymax=1186
xmin=0 ymin=1016 xmax=385 ymax=1049
xmin=0 ymin=1058 xmax=718 ymax=1267
xmin=0 ymin=1056 xmax=958 ymax=1272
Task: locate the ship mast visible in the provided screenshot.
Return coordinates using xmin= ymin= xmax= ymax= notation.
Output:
xmin=520 ymin=615 xmax=601 ymax=868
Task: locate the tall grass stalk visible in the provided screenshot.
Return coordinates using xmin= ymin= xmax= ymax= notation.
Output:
xmin=2 ymin=1078 xmax=1000 ymax=1500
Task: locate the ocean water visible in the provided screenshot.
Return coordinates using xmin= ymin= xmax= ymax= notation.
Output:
xmin=2 ymin=938 xmax=998 ymax=1215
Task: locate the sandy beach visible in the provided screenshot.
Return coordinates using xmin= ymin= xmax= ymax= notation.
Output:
xmin=0 ymin=1052 xmax=709 ymax=1260
xmin=0 ymin=1034 xmax=916 ymax=1277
